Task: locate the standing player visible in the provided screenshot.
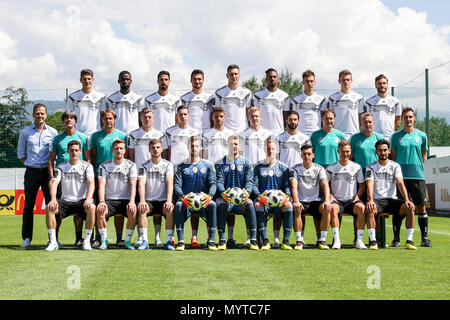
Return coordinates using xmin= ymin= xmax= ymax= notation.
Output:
xmin=103 ymin=71 xmax=145 ymax=135
xmin=202 ymin=106 xmax=234 ymax=164
xmin=180 ymin=69 xmax=215 ymax=132
xmin=66 ymin=69 xmax=105 ymax=136
xmin=391 ymin=108 xmax=431 ymax=247
xmin=290 ymin=70 xmax=327 ymax=137
xmin=145 ymin=70 xmax=181 ymax=133
xmin=173 ymin=136 xmax=217 ymax=251
xmin=363 ymin=74 xmax=401 ymax=142
xmin=310 ymin=108 xmax=346 ymax=168
xmin=366 ymin=140 xmax=417 ymax=250
xmin=96 ymin=139 xmax=137 ymax=250
xmin=350 ymin=113 xmax=385 ymax=177
xmin=216 ymin=135 xmax=258 ymax=250
xmin=136 ymin=138 xmax=175 ymax=250
xmin=17 ymin=104 xmax=57 ymax=248
xmin=253 ymin=138 xmax=293 ymax=250
xmin=45 ymin=140 xmax=96 ymax=251
xmin=214 ymin=64 xmax=252 ymax=133
xmin=327 ymin=69 xmax=364 ymax=140
xmin=290 ymin=145 xmax=332 ymax=250
xmin=251 ymin=68 xmax=290 ymax=137
xmin=327 ymin=141 xmax=367 ymax=250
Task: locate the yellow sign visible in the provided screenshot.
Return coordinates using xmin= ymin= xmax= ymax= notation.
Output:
xmin=0 ymin=190 xmax=15 ymax=216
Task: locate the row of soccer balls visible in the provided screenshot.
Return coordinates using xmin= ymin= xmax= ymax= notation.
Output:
xmin=186 ymin=188 xmax=286 ymax=210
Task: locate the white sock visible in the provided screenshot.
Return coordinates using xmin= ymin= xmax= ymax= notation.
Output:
xmin=48 ymin=229 xmax=56 ymax=243
xmin=166 ymin=229 xmax=174 ymax=243
xmin=273 ymin=230 xmax=280 ymax=243
xmin=357 ymin=229 xmax=364 ymax=241
xmin=99 ymin=228 xmax=107 ymax=242
xmin=125 ymin=229 xmax=134 ymax=242
xmin=368 ymin=228 xmax=376 ymax=242
xmin=139 ymin=228 xmax=148 ymax=242
xmin=154 ymin=224 xmax=161 ymax=241
xmin=332 ymin=228 xmax=340 ymax=242
xmin=295 ymin=231 xmax=303 ymax=242
xmin=319 ymin=231 xmax=328 ymax=242
xmin=228 ymin=226 xmax=234 ymax=240
xmin=84 ymin=229 xmax=93 ymax=243
xmin=406 ymin=228 xmax=414 ymax=242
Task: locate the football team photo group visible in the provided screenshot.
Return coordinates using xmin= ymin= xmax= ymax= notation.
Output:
xmin=18 ymin=64 xmax=433 ymax=253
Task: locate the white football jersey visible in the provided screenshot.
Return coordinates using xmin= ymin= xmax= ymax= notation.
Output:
xmin=278 ymin=131 xmax=310 ymax=169
xmin=98 ymin=159 xmax=138 ymax=200
xmin=128 ymin=128 xmax=166 ymax=168
xmin=327 ymin=91 xmax=364 ymax=140
xmin=66 ymin=89 xmax=106 ymax=136
xmin=290 ymin=163 xmax=328 ymax=202
xmin=180 ymin=91 xmax=215 ymax=132
xmin=103 ymin=91 xmax=145 ymax=135
xmin=239 ymin=127 xmax=273 ymax=165
xmin=364 ymin=95 xmax=401 ymax=141
xmin=290 ymin=92 xmax=327 ymax=137
xmin=144 ymin=92 xmax=181 ymax=132
xmin=366 ymin=160 xmax=403 ymax=200
xmin=202 ymin=127 xmax=235 ymax=164
xmin=165 ymin=125 xmax=201 ymax=165
xmin=326 ymin=161 xmax=364 ymax=201
xmin=251 ymin=87 xmax=290 ymax=136
xmin=138 ymin=158 xmax=174 ymax=201
xmin=214 ymin=85 xmax=252 ymax=133
xmin=53 ymin=160 xmax=95 ymax=202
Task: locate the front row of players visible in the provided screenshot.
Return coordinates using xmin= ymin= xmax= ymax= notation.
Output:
xmin=45 ymin=134 xmax=418 ymax=252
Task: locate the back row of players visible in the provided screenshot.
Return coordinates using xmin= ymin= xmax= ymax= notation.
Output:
xmin=19 ymin=65 xmax=430 ymax=251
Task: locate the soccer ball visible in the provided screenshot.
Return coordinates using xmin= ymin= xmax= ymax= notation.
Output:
xmin=187 ymin=192 xmax=204 ymax=211
xmin=264 ymin=189 xmax=286 ymax=207
xmin=228 ymin=187 xmax=246 ymax=205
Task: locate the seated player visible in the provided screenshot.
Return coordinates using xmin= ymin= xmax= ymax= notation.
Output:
xmin=96 ymin=139 xmax=137 ymax=250
xmin=215 ymin=135 xmax=258 ymax=250
xmin=136 ymin=138 xmax=175 ymax=250
xmin=174 ymin=136 xmax=217 ymax=251
xmin=253 ymin=138 xmax=293 ymax=250
xmin=45 ymin=140 xmax=96 ymax=251
xmin=289 ymin=144 xmax=332 ymax=250
xmin=327 ymin=140 xmax=366 ymax=250
xmin=365 ymin=140 xmax=416 ymax=250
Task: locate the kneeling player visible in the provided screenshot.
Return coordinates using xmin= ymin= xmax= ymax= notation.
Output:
xmin=254 ymin=138 xmax=293 ymax=250
xmin=174 ymin=136 xmax=217 ymax=251
xmin=216 ymin=135 xmax=258 ymax=250
xmin=365 ymin=140 xmax=416 ymax=250
xmin=327 ymin=140 xmax=366 ymax=250
xmin=45 ymin=140 xmax=96 ymax=251
xmin=96 ymin=139 xmax=137 ymax=250
xmin=136 ymin=138 xmax=175 ymax=250
xmin=290 ymin=144 xmax=332 ymax=250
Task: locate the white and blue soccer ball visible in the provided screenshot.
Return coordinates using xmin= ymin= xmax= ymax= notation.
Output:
xmin=265 ymin=189 xmax=285 ymax=207
xmin=228 ymin=187 xmax=246 ymax=205
xmin=187 ymin=192 xmax=204 ymax=211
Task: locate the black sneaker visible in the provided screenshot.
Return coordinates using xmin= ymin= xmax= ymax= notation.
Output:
xmin=74 ymin=239 xmax=83 ymax=248
xmin=421 ymin=238 xmax=432 ymax=247
xmin=226 ymin=239 xmax=239 ymax=249
xmin=391 ymin=239 xmax=401 ymax=247
xmin=91 ymin=239 xmax=100 ymax=249
xmin=116 ymin=240 xmax=125 ymax=247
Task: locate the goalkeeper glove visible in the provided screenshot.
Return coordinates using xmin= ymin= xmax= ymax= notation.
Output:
xmin=201 ymin=192 xmax=212 ymax=208
xmin=182 ymin=193 xmax=193 ymax=208
xmin=222 ymin=188 xmax=231 ymax=203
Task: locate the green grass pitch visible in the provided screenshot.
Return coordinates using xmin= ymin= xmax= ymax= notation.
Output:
xmin=0 ymin=214 xmax=449 ymax=300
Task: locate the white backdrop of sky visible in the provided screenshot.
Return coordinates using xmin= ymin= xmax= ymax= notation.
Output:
xmin=0 ymin=0 xmax=449 ymax=111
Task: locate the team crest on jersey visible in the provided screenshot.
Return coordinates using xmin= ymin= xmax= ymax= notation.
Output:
xmin=192 ymin=167 xmax=198 ymax=174
xmin=224 ymin=166 xmax=230 ymax=173
xmin=183 ymin=168 xmax=191 ymax=175
xmin=415 ymin=137 xmax=421 ymax=143
xmin=230 ymin=164 xmax=236 ymax=170
xmin=268 ymin=170 xmax=274 ymax=176
xmin=275 ymin=170 xmax=282 ymax=177
xmin=237 ymin=165 xmax=243 ymax=172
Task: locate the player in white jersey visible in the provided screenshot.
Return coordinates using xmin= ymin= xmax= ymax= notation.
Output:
xmin=96 ymin=139 xmax=137 ymax=250
xmin=145 ymin=70 xmax=181 ymax=132
xmin=290 ymin=144 xmax=333 ymax=250
xmin=103 ymin=71 xmax=145 ymax=135
xmin=181 ymin=69 xmax=215 ymax=132
xmin=165 ymin=106 xmax=201 ymax=166
xmin=136 ymin=138 xmax=175 ymax=251
xmin=290 ymin=70 xmax=327 ymax=137
xmin=365 ymin=139 xmax=416 ymax=250
xmin=327 ymin=69 xmax=364 ymax=140
xmin=45 ymin=140 xmax=96 ymax=251
xmin=251 ymin=68 xmax=290 ymax=136
xmin=66 ymin=69 xmax=105 ymax=136
xmin=327 ymin=140 xmax=366 ymax=250
xmin=239 ymin=107 xmax=273 ymax=165
xmin=202 ymin=106 xmax=234 ymax=164
xmin=363 ymin=74 xmax=401 ymax=142
xmin=214 ymin=64 xmax=252 ymax=133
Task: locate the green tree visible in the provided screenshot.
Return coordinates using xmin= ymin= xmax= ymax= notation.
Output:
xmin=415 ymin=117 xmax=450 ymax=146
xmin=242 ymin=75 xmax=263 ymax=93
xmin=0 ymin=87 xmax=33 ymax=167
xmin=243 ymin=68 xmax=303 ymax=97
xmin=46 ymin=111 xmax=65 ymax=133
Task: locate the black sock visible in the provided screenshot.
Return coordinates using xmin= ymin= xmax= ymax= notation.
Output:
xmin=76 ymin=231 xmax=82 ymax=241
xmin=392 ymin=215 xmax=403 ymax=240
xmin=418 ymin=214 xmax=428 ymax=239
